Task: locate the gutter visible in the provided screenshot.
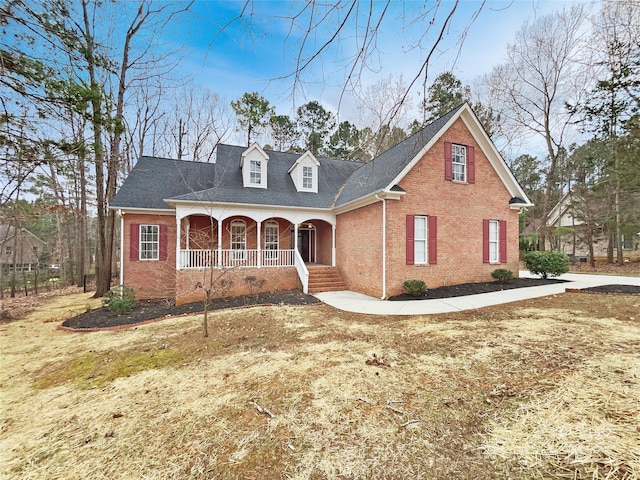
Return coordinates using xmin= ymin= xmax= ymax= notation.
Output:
xmin=375 ymin=194 xmax=386 ymax=299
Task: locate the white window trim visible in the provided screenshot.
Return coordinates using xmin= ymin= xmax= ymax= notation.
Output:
xmin=414 ymin=215 xmax=428 ymax=265
xmin=230 ymin=219 xmax=246 ymax=261
xmin=489 ymin=220 xmax=499 ymax=263
xmin=452 ymin=144 xmax=467 ymax=182
xmin=140 ymin=224 xmax=159 ymax=261
xmin=264 ymin=221 xmax=279 ymax=260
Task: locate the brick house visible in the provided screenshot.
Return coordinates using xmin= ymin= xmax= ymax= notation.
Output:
xmin=110 ymin=103 xmax=532 ymax=303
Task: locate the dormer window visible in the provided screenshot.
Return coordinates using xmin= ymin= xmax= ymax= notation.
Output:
xmin=250 ymin=160 xmax=262 ymax=185
xmin=302 ymin=166 xmax=313 ymax=189
xmin=240 ymin=143 xmax=268 ymax=189
xmin=289 ymin=151 xmax=319 ymax=193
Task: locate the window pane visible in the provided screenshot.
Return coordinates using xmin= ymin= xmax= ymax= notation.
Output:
xmin=140 ymin=224 xmax=159 ymax=260
xmin=250 ymin=160 xmax=261 ymax=184
xmin=303 ymin=166 xmax=313 ymax=189
xmin=452 ymin=144 xmax=466 ymax=181
xmin=231 ymin=221 xmax=246 ymax=250
xmin=265 ymin=222 xmax=279 ymax=259
xmin=489 ymin=220 xmax=499 ymax=262
xmin=414 ymin=216 xmax=428 ymax=263
xmin=415 ymin=241 xmax=426 ymax=263
xmin=489 ymin=221 xmax=498 ymax=241
xmin=414 ymin=216 xmax=427 ymax=240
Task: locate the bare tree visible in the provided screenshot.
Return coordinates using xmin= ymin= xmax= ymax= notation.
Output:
xmin=157 ymin=86 xmax=233 ymax=162
xmin=124 ymin=78 xmax=166 ymax=172
xmin=213 ymin=1 xmax=484 ymax=123
xmin=355 ymin=74 xmax=411 ymax=157
xmin=484 ymin=5 xmax=592 ymax=250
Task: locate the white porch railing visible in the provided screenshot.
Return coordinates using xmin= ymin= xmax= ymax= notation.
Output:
xmin=179 ymin=249 xmax=295 ymax=269
xmin=294 ymin=249 xmax=309 ymax=294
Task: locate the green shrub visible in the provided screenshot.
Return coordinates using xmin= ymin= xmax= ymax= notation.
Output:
xmin=403 ymin=279 xmax=427 ymax=297
xmin=491 ymin=269 xmax=513 ymax=284
xmin=523 ymin=251 xmax=570 ymax=279
xmin=519 ymin=234 xmax=539 ymax=254
xmin=102 ymin=285 xmax=136 ymax=315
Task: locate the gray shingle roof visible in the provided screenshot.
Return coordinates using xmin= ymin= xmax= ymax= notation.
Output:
xmin=334 ymin=104 xmax=463 ymax=206
xmin=170 ymin=145 xmax=363 ymax=208
xmin=109 ymin=157 xmax=217 ymax=210
xmin=110 ymin=104 xmax=465 ymax=211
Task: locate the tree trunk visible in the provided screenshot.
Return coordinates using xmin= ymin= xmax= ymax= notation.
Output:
xmin=10 ymin=227 xmax=18 ymax=298
xmin=81 ymin=0 xmax=110 ymax=298
xmin=614 ymin=158 xmax=624 ymax=265
xmin=76 ymin=150 xmax=87 ymax=287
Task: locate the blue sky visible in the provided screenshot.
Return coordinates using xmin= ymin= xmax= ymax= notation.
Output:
xmin=162 ymin=0 xmax=591 ymax=125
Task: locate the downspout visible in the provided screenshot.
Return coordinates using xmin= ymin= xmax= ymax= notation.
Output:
xmin=375 ymin=194 xmax=386 ymax=299
xmin=118 ymin=210 xmax=124 ymax=287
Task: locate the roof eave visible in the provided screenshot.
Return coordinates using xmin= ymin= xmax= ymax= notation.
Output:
xmin=110 ymin=206 xmax=175 ymax=215
xmin=333 ymin=188 xmax=404 ymax=215
xmin=509 ymin=202 xmax=534 ymax=211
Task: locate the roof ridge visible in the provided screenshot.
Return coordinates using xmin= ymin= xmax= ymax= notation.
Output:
xmin=139 ymin=155 xmax=214 ymax=164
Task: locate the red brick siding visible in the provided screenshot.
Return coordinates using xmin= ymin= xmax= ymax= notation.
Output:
xmin=336 ymin=202 xmax=384 ymax=297
xmin=122 ymin=213 xmax=176 ymax=300
xmin=187 ymin=215 xmax=215 ymax=249
xmin=312 ymin=220 xmax=333 ymax=265
xmin=336 ymin=117 xmax=520 ymax=298
xmin=176 ymin=267 xmax=300 ymax=305
xmin=385 ymin=118 xmax=519 ymax=296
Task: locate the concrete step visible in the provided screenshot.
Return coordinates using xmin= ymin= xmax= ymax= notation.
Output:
xmin=308 ymin=267 xmax=347 ymax=293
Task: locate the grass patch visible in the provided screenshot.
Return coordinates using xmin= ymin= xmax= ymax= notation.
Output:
xmin=3 ymin=292 xmax=640 ymax=480
xmin=33 ymin=347 xmax=184 ymax=389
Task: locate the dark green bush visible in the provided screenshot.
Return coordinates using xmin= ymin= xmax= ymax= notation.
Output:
xmin=403 ymin=279 xmax=427 ymax=297
xmin=102 ymin=285 xmax=136 ymax=315
xmin=523 ymin=251 xmax=570 ymax=279
xmin=491 ymin=269 xmax=513 ymax=284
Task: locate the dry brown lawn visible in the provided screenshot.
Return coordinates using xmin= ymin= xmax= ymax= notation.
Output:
xmin=1 ymin=290 xmax=639 ymax=479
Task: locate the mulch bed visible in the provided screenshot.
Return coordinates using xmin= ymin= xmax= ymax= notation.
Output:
xmin=62 ymin=290 xmax=320 ymax=330
xmin=60 ymin=279 xmax=640 ymax=331
xmin=388 ymin=277 xmax=567 ymax=301
xmin=573 ymin=284 xmax=640 ymax=295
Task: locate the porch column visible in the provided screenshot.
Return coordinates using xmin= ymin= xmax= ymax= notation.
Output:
xmin=175 ymin=216 xmax=181 ymax=270
xmin=294 ymin=223 xmax=299 ymax=253
xmin=217 ymin=218 xmax=222 ymax=268
xmin=332 ymin=224 xmax=336 ymax=267
xmin=257 ymin=220 xmax=262 ymax=268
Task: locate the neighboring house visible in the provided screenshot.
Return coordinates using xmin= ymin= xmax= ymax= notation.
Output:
xmin=110 ymin=103 xmax=532 ymax=303
xmin=0 ymin=225 xmax=48 ymax=274
xmin=546 ymin=190 xmax=639 ymax=260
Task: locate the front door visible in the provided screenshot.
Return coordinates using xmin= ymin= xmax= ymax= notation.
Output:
xmin=297 ymin=227 xmax=315 ymax=263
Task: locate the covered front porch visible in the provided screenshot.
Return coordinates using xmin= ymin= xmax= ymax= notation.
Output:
xmin=174 ymin=204 xmax=337 ymax=294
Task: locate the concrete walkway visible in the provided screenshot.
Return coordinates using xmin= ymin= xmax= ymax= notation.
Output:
xmin=313 ymin=271 xmax=640 ymax=315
